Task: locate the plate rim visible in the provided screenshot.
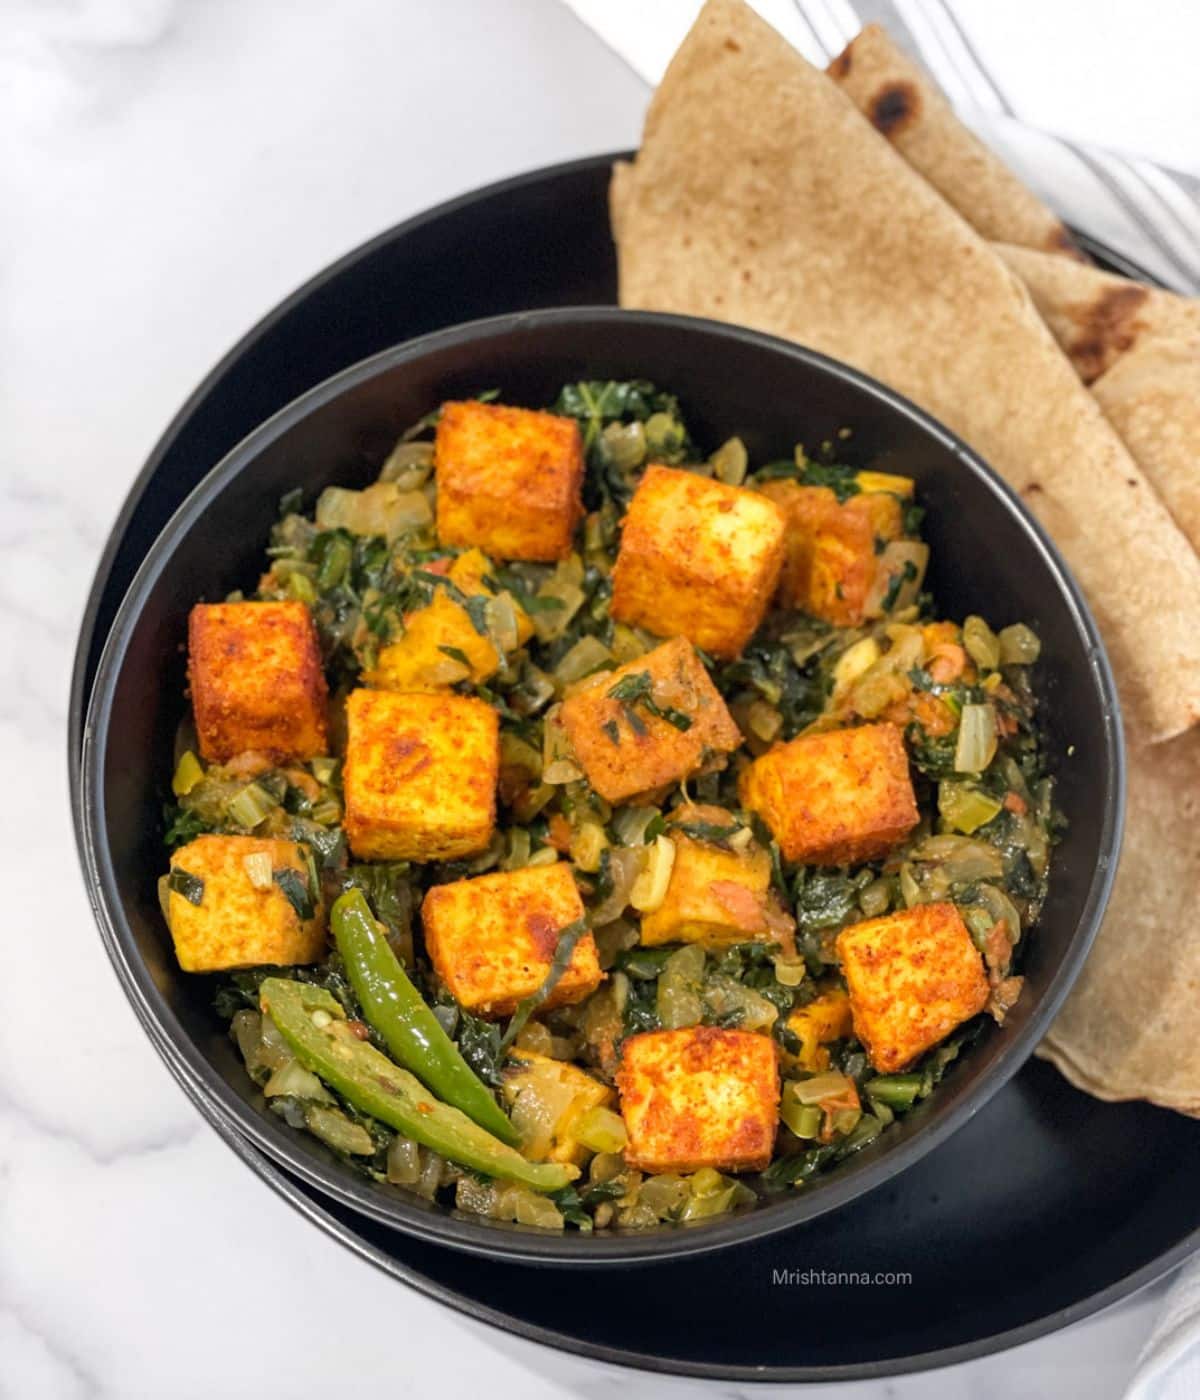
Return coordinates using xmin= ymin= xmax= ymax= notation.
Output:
xmin=67 ymin=150 xmax=1194 ymax=1377
xmin=164 ymin=1023 xmax=1195 ymax=1384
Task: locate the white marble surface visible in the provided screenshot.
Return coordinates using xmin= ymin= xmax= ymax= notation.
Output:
xmin=0 ymin=1 xmax=1183 ymax=1395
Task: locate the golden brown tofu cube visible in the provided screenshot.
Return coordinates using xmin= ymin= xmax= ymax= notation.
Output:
xmin=616 ymin=1027 xmax=780 ymax=1174
xmin=502 ymin=1050 xmax=615 ymax=1164
xmin=557 ymin=636 xmax=742 ymax=805
xmin=422 ymin=861 xmax=602 ymax=1017
xmin=188 ymin=601 xmax=328 ymax=762
xmin=760 ymin=482 xmax=904 ymax=627
xmin=367 ymin=589 xmax=500 ymax=691
xmin=739 ymin=722 xmax=918 ymax=865
xmin=837 ymin=903 xmax=989 ymax=1072
xmin=783 ymin=987 xmax=854 ymax=1071
xmin=611 ymin=465 xmax=786 ymax=659
xmin=434 ymin=401 xmax=584 ymax=562
xmin=640 ymin=817 xmax=773 ymax=948
xmin=342 ymin=689 xmax=498 ymax=861
xmin=165 ymin=834 xmax=325 ymax=973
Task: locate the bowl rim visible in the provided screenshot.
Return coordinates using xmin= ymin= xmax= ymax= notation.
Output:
xmin=80 ymin=305 xmax=1125 ymax=1266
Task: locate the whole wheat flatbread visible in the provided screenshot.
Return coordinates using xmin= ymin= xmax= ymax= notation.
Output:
xmin=828 ymin=25 xmax=1081 ymax=258
xmin=611 ymin=0 xmax=1200 ymax=744
xmin=1091 ymin=337 xmax=1200 ymax=556
xmin=1038 ymin=727 xmax=1200 ymax=1116
xmin=994 ymin=242 xmax=1200 ymax=383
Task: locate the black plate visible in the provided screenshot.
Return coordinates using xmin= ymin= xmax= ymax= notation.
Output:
xmin=70 ymin=154 xmax=1200 ymax=1373
xmin=80 ymin=307 xmax=1121 ymax=1265
xmin=183 ymin=1045 xmax=1195 ymax=1382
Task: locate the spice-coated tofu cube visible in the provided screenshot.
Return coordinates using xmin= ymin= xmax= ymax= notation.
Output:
xmin=434 ymin=401 xmax=585 ymax=562
xmin=760 ymin=482 xmax=904 ymax=627
xmin=784 ymin=987 xmax=854 ymax=1071
xmin=422 ymin=861 xmax=602 ymax=1018
xmin=165 ymin=834 xmax=325 ymax=973
xmin=447 ymin=548 xmax=535 ymax=646
xmin=616 ymin=1027 xmax=780 ymax=1174
xmin=367 ymin=589 xmax=500 ymax=690
xmin=557 ymin=637 xmax=742 ymax=805
xmin=837 ymin=903 xmax=989 ymax=1072
xmin=739 ymin=722 xmax=918 ymax=865
xmin=611 ymin=465 xmax=786 ymax=659
xmin=502 ymin=1050 xmax=615 ymax=1164
xmin=188 ymin=601 xmax=328 ymax=762
xmin=640 ymin=816 xmax=774 ymax=948
xmin=342 ymin=689 xmax=498 ymax=861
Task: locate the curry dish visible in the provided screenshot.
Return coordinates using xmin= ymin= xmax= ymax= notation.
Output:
xmin=161 ymin=380 xmax=1057 ymax=1230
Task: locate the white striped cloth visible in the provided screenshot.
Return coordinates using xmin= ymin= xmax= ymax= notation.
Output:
xmin=563 ymin=0 xmax=1200 ymax=293
xmin=562 ymin=1 xmax=1200 ymax=1391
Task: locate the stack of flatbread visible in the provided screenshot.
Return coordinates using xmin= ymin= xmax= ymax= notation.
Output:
xmin=611 ymin=0 xmax=1200 ymax=1115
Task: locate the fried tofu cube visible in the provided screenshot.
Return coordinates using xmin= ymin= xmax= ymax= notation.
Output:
xmin=640 ymin=813 xmax=774 ymax=948
xmin=557 ymin=636 xmax=742 ymax=804
xmin=837 ymin=903 xmax=989 ymax=1072
xmin=502 ymin=1050 xmax=616 ymax=1164
xmin=448 ymin=548 xmax=535 ymax=646
xmin=367 ymin=589 xmax=500 ymax=690
xmin=616 ymin=1027 xmax=780 ymax=1174
xmin=759 ymin=482 xmax=904 ymax=627
xmin=739 ymin=722 xmax=918 ymax=865
xmin=422 ymin=861 xmax=602 ymax=1017
xmin=434 ymin=401 xmax=584 ymax=561
xmin=165 ymin=834 xmax=325 ymax=973
xmin=611 ymin=465 xmax=786 ymax=659
xmin=342 ymin=689 xmax=498 ymax=860
xmin=784 ymin=987 xmax=854 ymax=1071
xmin=188 ymin=601 xmax=328 ymax=762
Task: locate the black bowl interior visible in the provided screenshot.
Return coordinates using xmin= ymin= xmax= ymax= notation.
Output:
xmin=82 ymin=308 xmax=1121 ymax=1266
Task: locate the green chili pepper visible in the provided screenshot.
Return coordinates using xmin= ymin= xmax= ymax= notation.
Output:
xmin=259 ymin=978 xmax=576 ymax=1193
xmin=331 ymin=889 xmax=519 ymax=1145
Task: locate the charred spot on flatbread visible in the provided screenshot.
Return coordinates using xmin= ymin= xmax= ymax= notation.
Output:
xmin=1069 ymin=284 xmax=1151 ymax=383
xmin=870 ymin=81 xmax=920 ymax=136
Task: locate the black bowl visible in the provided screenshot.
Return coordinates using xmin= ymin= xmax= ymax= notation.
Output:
xmin=80 ymin=307 xmax=1123 ymax=1266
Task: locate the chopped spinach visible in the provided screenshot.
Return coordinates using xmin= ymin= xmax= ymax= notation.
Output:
xmin=881 ymin=558 xmax=919 ymax=612
xmin=607 ymin=670 xmax=693 ymax=732
xmin=273 ymin=867 xmax=315 ymax=921
xmin=793 ymin=870 xmax=869 ymax=935
xmin=800 ymin=461 xmax=861 ymax=500
xmin=549 ymin=1183 xmax=594 ymax=1231
xmin=673 ymin=819 xmax=742 ymax=845
xmin=552 ymin=379 xmax=692 ymax=504
xmin=500 ymin=917 xmax=590 ymax=1051
xmin=163 ymin=802 xmax=209 ymax=849
xmin=454 ymin=1011 xmax=506 ymax=1088
xmin=167 ymin=869 xmax=205 ymax=905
